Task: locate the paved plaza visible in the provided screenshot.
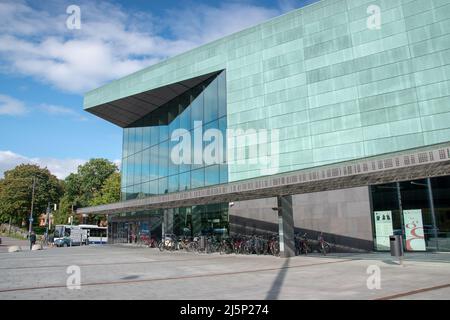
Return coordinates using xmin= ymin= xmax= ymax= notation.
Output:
xmin=0 ymin=236 xmax=449 ymax=300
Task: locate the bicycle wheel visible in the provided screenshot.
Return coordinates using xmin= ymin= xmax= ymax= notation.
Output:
xmin=323 ymin=243 xmax=330 ymax=255
xmin=158 ymin=241 xmax=165 ymax=252
xmin=273 ymin=243 xmax=280 ymax=256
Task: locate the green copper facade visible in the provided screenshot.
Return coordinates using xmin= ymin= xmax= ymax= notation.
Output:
xmin=85 ymin=0 xmax=450 ymax=184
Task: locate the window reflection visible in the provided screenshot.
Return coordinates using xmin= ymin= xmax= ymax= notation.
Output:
xmin=371 ymin=176 xmax=450 ymax=252
xmin=121 ymin=71 xmax=227 ymax=200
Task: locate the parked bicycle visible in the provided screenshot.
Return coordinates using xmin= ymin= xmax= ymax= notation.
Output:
xmin=295 ymin=233 xmax=310 ymax=255
xmin=158 ymin=234 xmax=178 ymax=251
xmin=317 ymin=232 xmax=331 ymax=255
xmin=139 ymin=234 xmax=159 ymax=248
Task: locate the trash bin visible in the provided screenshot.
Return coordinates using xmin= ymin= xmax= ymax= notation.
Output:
xmin=389 ymin=235 xmax=404 ymax=257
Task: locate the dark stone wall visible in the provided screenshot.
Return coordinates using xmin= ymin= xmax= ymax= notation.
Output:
xmin=229 ymin=186 xmax=373 ymax=251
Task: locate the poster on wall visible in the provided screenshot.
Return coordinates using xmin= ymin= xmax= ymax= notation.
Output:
xmin=374 ymin=211 xmax=393 ymax=250
xmin=403 ymin=209 xmax=426 ymax=251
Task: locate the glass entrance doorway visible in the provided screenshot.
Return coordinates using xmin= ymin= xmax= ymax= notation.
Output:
xmin=371 ymin=175 xmax=450 ymax=252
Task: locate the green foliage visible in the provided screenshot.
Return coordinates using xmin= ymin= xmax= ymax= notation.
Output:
xmin=90 ymin=172 xmax=121 ymax=206
xmin=53 ymin=159 xmax=119 ymax=225
xmin=88 ymin=171 xmax=121 ymax=224
xmin=0 ymin=164 xmax=63 ymax=226
xmin=78 ymin=158 xmax=118 ymax=202
xmin=0 ymin=159 xmax=119 ymax=228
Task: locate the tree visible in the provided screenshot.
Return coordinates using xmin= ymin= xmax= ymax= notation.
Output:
xmin=90 ymin=172 xmax=121 ymax=206
xmin=78 ymin=158 xmax=118 ymax=203
xmin=53 ymin=159 xmax=118 ymax=225
xmin=89 ymin=172 xmax=121 ymax=224
xmin=0 ymin=164 xmax=63 ymax=227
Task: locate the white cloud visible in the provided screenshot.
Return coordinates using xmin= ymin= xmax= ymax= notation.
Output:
xmin=38 ymin=103 xmax=88 ymax=121
xmin=113 ymin=159 xmax=122 ymax=170
xmin=0 ymin=0 xmax=282 ymax=94
xmin=0 ymin=151 xmax=122 ymax=179
xmin=0 ymin=150 xmax=86 ymax=179
xmin=0 ymin=94 xmax=28 ymax=115
xmin=0 ymin=94 xmax=86 ymax=120
xmin=167 ymin=3 xmax=279 ymax=44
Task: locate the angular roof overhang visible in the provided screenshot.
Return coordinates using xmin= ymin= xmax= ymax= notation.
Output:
xmin=84 ymin=70 xmax=222 ymax=128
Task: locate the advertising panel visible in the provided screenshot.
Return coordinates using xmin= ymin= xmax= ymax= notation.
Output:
xmin=403 ymin=209 xmax=426 ymax=251
xmin=374 ymin=211 xmax=393 ymax=250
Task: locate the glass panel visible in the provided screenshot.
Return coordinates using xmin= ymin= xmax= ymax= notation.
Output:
xmin=191 ymin=126 xmax=203 ymax=170
xmin=119 ymin=72 xmax=226 ymax=198
xmin=149 ymin=179 xmax=158 ymax=195
xmin=142 ymin=148 xmax=150 ymax=183
xmin=135 ymin=184 xmax=144 ymax=199
xmin=191 ymin=167 xmax=204 ymax=189
xmin=127 ymin=185 xmax=138 ymax=200
xmin=129 ymin=127 xmax=136 ymax=156
xmin=179 ymin=171 xmax=191 ymax=191
xmin=431 ymin=176 xmax=450 ymax=251
xmin=157 ymin=109 xmax=169 ymax=143
xmin=142 ymin=181 xmax=150 ymax=197
xmin=142 ymin=126 xmax=151 ymax=150
xmin=150 ymin=125 xmax=159 ymax=147
xmin=159 ymin=140 xmax=169 ymax=178
xmin=204 ymin=78 xmax=218 ymax=124
xmin=191 ymin=92 xmax=204 ymax=129
xmin=168 ymin=137 xmax=179 ymax=176
xmin=218 ymin=71 xmax=227 ymax=118
xmin=124 ymin=187 xmax=130 ymax=200
xmin=370 ymin=183 xmax=401 ymax=251
xmin=168 ymin=101 xmax=179 ymax=123
xmin=399 ymin=179 xmax=433 ymax=251
xmin=120 ymin=187 xmax=126 ymax=202
xmin=127 ymin=153 xmax=135 ymax=187
xmin=191 ymin=205 xmax=204 ymax=236
xmin=220 ymin=164 xmax=228 ymax=184
xmin=180 ymin=101 xmax=191 ymax=131
xmin=134 ymin=151 xmax=142 ymax=185
xmin=135 ymin=127 xmax=143 ymax=153
xmin=203 ymin=119 xmax=220 ymax=166
xmin=178 ymin=131 xmax=191 ymax=174
xmin=159 ymin=177 xmax=168 ymax=194
xmin=122 ymin=157 xmax=128 ymax=187
xmin=123 ymin=129 xmax=129 ymax=158
xmin=219 ymin=116 xmax=227 ymax=165
xmin=168 ymin=174 xmax=179 ymax=193
xmin=149 ymin=145 xmax=158 ymax=181
xmin=204 ymin=165 xmax=219 ymax=187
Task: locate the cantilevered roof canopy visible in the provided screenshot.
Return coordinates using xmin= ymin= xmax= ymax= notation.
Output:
xmin=85 ymin=70 xmax=222 ymax=128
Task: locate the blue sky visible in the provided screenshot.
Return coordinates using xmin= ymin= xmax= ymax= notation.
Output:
xmin=0 ymin=0 xmax=318 ymax=179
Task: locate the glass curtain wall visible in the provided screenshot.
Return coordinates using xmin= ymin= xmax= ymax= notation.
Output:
xmin=108 ymin=203 xmax=229 ymax=244
xmin=120 ymin=71 xmax=227 ymax=201
xmin=371 ymin=175 xmax=450 ymax=252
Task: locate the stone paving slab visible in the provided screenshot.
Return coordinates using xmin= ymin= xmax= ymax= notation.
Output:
xmin=0 ymin=243 xmax=449 ymax=300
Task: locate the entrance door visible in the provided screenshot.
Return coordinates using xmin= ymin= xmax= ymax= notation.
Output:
xmin=371 ymin=179 xmax=437 ymax=252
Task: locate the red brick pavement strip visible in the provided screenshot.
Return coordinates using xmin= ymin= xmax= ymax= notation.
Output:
xmin=374 ymin=283 xmax=450 ymax=300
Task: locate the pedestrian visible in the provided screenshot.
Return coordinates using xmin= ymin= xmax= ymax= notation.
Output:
xmin=29 ymin=231 xmax=36 ymax=250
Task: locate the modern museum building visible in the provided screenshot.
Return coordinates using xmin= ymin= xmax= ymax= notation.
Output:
xmin=80 ymin=0 xmax=450 ymax=253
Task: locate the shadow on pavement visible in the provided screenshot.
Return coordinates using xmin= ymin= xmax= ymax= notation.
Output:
xmin=265 ymin=258 xmax=290 ymax=300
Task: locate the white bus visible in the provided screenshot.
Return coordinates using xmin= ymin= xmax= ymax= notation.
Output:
xmin=79 ymin=224 xmax=108 ymax=244
xmin=53 ymin=224 xmax=88 ymax=246
xmin=54 ymin=224 xmax=107 ymax=245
